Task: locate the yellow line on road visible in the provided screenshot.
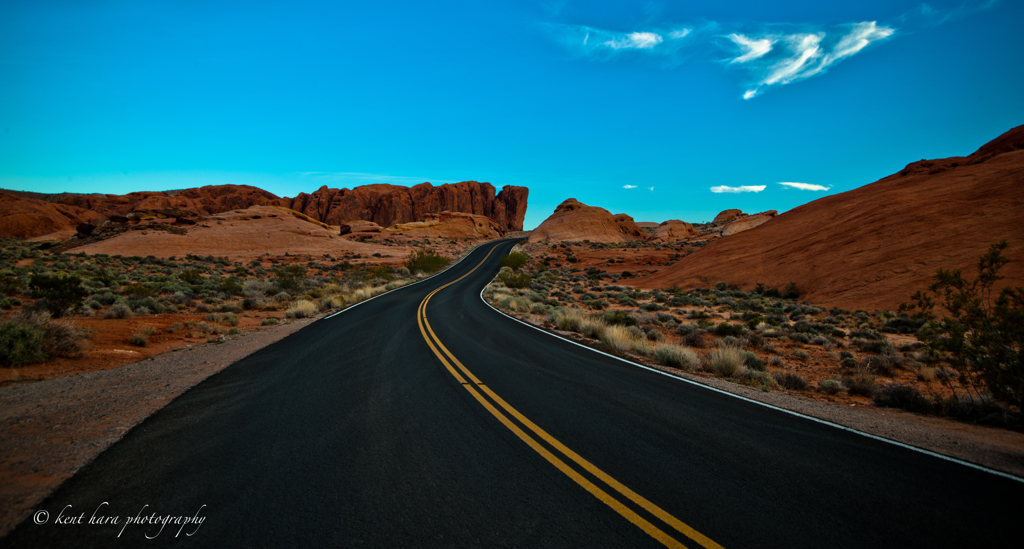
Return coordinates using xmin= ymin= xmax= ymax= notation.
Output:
xmin=416 ymin=244 xmax=722 ymax=549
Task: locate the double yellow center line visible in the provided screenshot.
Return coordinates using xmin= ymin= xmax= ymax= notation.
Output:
xmin=416 ymin=244 xmax=722 ymax=549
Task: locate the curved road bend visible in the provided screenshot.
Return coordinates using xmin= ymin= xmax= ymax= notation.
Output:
xmin=5 ymin=240 xmax=1021 ymax=548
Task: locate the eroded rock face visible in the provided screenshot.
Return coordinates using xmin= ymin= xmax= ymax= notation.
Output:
xmin=722 ymin=210 xmax=777 ymax=236
xmin=338 ymin=221 xmax=382 ymax=235
xmin=285 ymin=181 xmax=528 ymax=231
xmin=387 ymin=211 xmax=503 ymax=240
xmin=528 ymin=198 xmax=648 ymax=243
xmin=2 ymin=181 xmax=529 ymax=239
xmin=647 ymin=219 xmax=698 ymax=242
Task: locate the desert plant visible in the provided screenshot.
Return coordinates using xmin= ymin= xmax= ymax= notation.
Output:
xmin=285 ymin=299 xmax=318 ymax=319
xmin=103 ymin=302 xmax=134 ymax=319
xmin=708 ymin=347 xmax=745 ymax=378
xmin=773 ymin=371 xmax=809 ymax=391
xmin=500 ymin=251 xmax=530 ymax=271
xmin=261 ymin=317 xmax=280 ymax=326
xmin=603 ymin=310 xmax=638 ymax=327
xmin=0 ymin=321 xmax=47 ymax=366
xmin=273 ymin=265 xmax=306 ymax=292
xmin=405 ymin=248 xmax=451 ymax=274
xmin=873 ymin=383 xmax=932 ymax=413
xmin=29 ymin=274 xmax=89 ymax=317
xmin=654 ymin=345 xmax=701 ymax=370
xmin=498 ymin=270 xmax=532 ymax=289
xmin=818 ymin=378 xmax=844 ymax=395
xmin=900 ymin=240 xmax=1024 ymax=412
xmin=844 ymin=371 xmax=877 ymax=397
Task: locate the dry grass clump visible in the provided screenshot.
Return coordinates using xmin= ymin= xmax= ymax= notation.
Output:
xmin=708 ymin=347 xmax=745 ymax=378
xmin=654 ymin=345 xmax=701 ymax=371
xmin=286 ymin=299 xmax=318 ymax=319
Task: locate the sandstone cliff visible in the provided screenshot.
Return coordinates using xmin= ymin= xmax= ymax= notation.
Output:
xmin=528 ymin=199 xmax=646 ymax=243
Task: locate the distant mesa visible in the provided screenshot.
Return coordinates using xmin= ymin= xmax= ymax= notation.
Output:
xmin=638 ymin=124 xmax=1024 ymax=311
xmin=0 ymin=181 xmax=529 ymax=240
xmin=386 ymin=211 xmax=503 ymax=240
xmin=528 ymin=198 xmax=647 ymax=243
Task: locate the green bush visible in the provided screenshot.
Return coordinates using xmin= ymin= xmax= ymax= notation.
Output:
xmin=273 ymin=265 xmax=306 ymax=292
xmin=602 ymin=310 xmax=638 ymax=327
xmin=29 ymin=274 xmax=89 ymax=317
xmin=654 ymin=345 xmax=701 ymax=370
xmin=817 ymin=379 xmax=843 ymax=394
xmin=500 ymin=251 xmax=530 ymax=271
xmin=900 ymin=240 xmax=1024 ymax=412
xmin=405 ymin=249 xmax=451 ymax=274
xmin=0 ymin=321 xmax=47 ymax=366
xmin=844 ymin=371 xmax=877 ymax=397
xmin=498 ymin=270 xmax=532 ymax=289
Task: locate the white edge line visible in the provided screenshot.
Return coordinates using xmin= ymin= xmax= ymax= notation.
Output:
xmin=477 ymin=252 xmax=1024 ymax=485
xmin=322 ymin=238 xmax=516 ymax=320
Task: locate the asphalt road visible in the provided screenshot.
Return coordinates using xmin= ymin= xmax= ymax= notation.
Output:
xmin=5 ymin=240 xmax=1021 ymax=547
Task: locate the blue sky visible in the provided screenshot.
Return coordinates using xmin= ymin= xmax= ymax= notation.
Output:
xmin=1 ymin=1 xmax=1021 ymax=229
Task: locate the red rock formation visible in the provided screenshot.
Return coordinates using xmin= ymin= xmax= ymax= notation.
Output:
xmin=2 ymin=181 xmax=528 ymax=238
xmin=722 ymin=210 xmax=777 ymax=236
xmin=712 ymin=209 xmax=743 ymax=224
xmin=0 ymin=193 xmax=103 ymax=239
xmin=647 ymin=220 xmax=698 ymax=242
xmin=637 ymin=125 xmax=1024 ymax=311
xmin=528 ymin=199 xmax=647 ymax=243
xmin=284 ymin=181 xmax=527 ymax=231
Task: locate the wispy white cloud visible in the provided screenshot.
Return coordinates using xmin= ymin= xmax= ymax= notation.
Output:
xmin=728 ymin=34 xmax=773 ymax=64
xmin=648 ymin=186 xmax=654 ymax=191
xmin=623 ymin=184 xmax=638 ymax=189
xmin=778 ymin=181 xmax=831 ymax=191
xmin=546 ymin=23 xmax=696 ymax=62
xmin=735 ymin=22 xmax=893 ymax=99
xmin=710 ymin=185 xmax=765 ymax=193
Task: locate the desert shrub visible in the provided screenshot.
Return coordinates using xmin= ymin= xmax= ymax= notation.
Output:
xmin=273 ymin=291 xmax=291 ymax=302
xmin=219 ymin=313 xmax=240 ymax=326
xmin=498 ymin=270 xmax=532 ymax=289
xmin=500 ymin=251 xmax=530 ymax=271
xmin=13 ymin=312 xmax=89 ymax=359
xmin=683 ymin=330 xmax=706 ymax=348
xmin=130 ymin=328 xmax=153 ymax=347
xmin=874 ymin=383 xmax=932 ymax=413
xmin=405 ymin=249 xmax=451 ymax=274
xmin=167 ymin=322 xmax=184 ymax=333
xmin=0 ymin=321 xmax=47 ymax=366
xmin=654 ymin=345 xmax=701 ymax=370
xmin=773 ymin=371 xmax=809 ymax=390
xmin=840 ymin=357 xmax=859 ymax=369
xmin=578 ymin=316 xmax=607 ymax=339
xmin=768 ymin=355 xmax=784 ymax=367
xmin=603 ymin=310 xmax=638 ymax=327
xmin=738 ymin=368 xmax=775 ymax=389
xmin=789 ymin=332 xmax=811 ymax=344
xmin=818 ymin=379 xmax=844 ymax=395
xmin=228 ymin=327 xmax=241 ymax=335
xmin=273 ymin=265 xmax=306 ymax=292
xmin=844 ymin=371 xmax=877 ymax=397
xmin=863 ymin=355 xmax=899 ymax=377
xmin=791 ymin=349 xmax=809 ymax=361
xmin=103 ymin=302 xmax=134 ymax=319
xmin=285 ymin=299 xmax=318 ymax=319
xmin=643 ymin=326 xmax=663 ymax=342
xmin=29 ymin=274 xmax=89 ymax=317
xmin=243 ymin=279 xmax=275 ymax=297
xmin=713 ymin=322 xmax=746 ymax=337
xmin=900 ymin=240 xmax=1024 ymax=412
xmin=742 ymin=351 xmax=765 ymax=371
xmin=714 ymin=281 xmax=728 ymax=291
xmin=129 ymin=297 xmax=164 ymax=315
xmin=708 ymin=347 xmax=745 ymax=378
xmin=261 ymin=317 xmax=279 ymax=326
xmin=917 ymin=366 xmax=937 ymax=382
xmin=178 ymin=269 xmax=203 ymax=284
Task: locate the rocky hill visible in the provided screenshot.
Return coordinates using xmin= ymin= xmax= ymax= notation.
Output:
xmin=637 ymin=125 xmax=1024 ymax=310
xmin=527 ymin=199 xmax=647 ymax=243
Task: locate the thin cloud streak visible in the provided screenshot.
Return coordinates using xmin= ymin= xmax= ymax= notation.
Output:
xmin=623 ymin=184 xmax=638 ymax=189
xmin=710 ymin=185 xmax=765 ymax=193
xmin=779 ymin=181 xmax=831 ymax=191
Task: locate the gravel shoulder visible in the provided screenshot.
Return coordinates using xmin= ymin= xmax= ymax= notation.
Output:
xmin=0 ymin=316 xmax=314 ymax=537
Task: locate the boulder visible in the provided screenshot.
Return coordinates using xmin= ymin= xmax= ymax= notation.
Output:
xmin=722 ymin=211 xmax=777 ymax=236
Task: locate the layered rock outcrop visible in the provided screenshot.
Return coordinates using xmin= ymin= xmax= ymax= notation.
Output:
xmin=721 ymin=210 xmax=777 ymax=236
xmin=284 ymin=181 xmax=527 ymax=231
xmin=528 ymin=199 xmax=646 ymax=243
